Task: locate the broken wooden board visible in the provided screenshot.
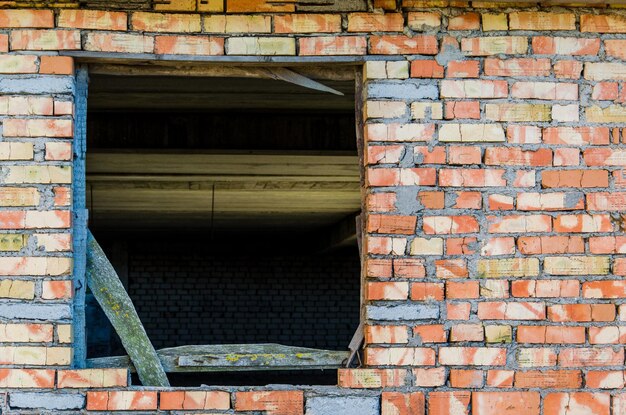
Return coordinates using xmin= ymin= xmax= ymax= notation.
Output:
xmin=86 ymin=344 xmax=350 ymax=372
xmin=87 ymin=230 xmax=170 ymax=386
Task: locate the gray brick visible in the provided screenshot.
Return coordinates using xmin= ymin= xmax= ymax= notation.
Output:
xmin=367 ymin=82 xmax=437 ymax=100
xmin=0 ymin=303 xmax=71 ymax=321
xmin=0 ymin=76 xmax=74 ymax=94
xmin=366 ymin=304 xmax=439 ymax=321
xmin=306 ymin=396 xmax=379 ymax=415
xmin=10 ymin=392 xmax=84 ymax=410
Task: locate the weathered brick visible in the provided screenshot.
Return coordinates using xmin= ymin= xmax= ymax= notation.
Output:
xmin=299 ymin=36 xmax=366 ymax=55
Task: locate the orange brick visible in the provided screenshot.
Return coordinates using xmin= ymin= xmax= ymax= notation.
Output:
xmin=234 ymin=391 xmax=303 ymax=415
xmin=510 ymin=12 xmax=575 ymax=30
xmin=159 ymin=391 xmax=230 ymax=410
xmin=581 ymin=14 xmax=626 ymax=33
xmin=554 ymin=60 xmax=583 ymax=79
xmin=429 ymin=392 xmax=470 ymax=415
xmin=39 ymin=56 xmax=74 ymax=75
xmin=479 ymin=301 xmax=546 ymax=321
xmin=0 ymin=34 xmax=7 ymax=52
xmin=446 ymin=281 xmax=479 ymax=299
xmin=393 ymin=258 xmax=426 ymax=278
xmin=559 ymin=348 xmax=624 ymax=367
xmin=348 ymin=13 xmax=404 ymax=32
xmin=131 ymin=12 xmax=201 ymax=32
xmin=447 ymin=302 xmax=471 ymax=320
xmin=439 ymin=347 xmax=506 ymax=366
xmin=515 ymin=371 xmax=582 ymax=388
xmin=369 ymin=35 xmax=438 ymax=55
xmin=450 ymin=369 xmax=483 ymax=387
xmin=445 ymin=101 xmax=480 ymax=119
xmin=339 ymin=368 xmax=408 ymax=388
xmin=87 ymin=391 xmax=157 ymax=411
xmin=486 ymin=370 xmax=514 ymax=388
xmin=365 ymin=325 xmax=409 ymax=344
xmin=0 ymin=10 xmax=53 ymax=28
xmin=10 ymin=30 xmax=80 ymax=51
xmin=542 ymin=170 xmax=608 ymax=188
xmin=0 ymin=368 xmax=54 ymax=388
xmin=484 ymin=58 xmax=550 ymax=77
xmin=154 ymin=35 xmax=223 ymax=55
xmin=382 ymin=392 xmax=425 ymax=415
xmin=299 ymin=36 xmax=367 ymax=55
xmin=449 ymin=13 xmax=480 ymax=30
xmin=423 ymin=215 xmax=479 ymax=234
xmin=58 ymin=10 xmax=127 ymax=30
xmin=473 ymin=392 xmax=540 ymax=415
xmin=544 ymin=393 xmax=609 ymax=415
xmin=548 ymin=304 xmax=614 ymax=322
xmin=517 ymin=236 xmax=584 ymax=255
xmin=365 ymin=347 xmax=436 ymax=366
xmin=511 ymin=280 xmax=579 ymax=298
xmin=413 ymin=325 xmax=446 ymax=343
xmin=410 ymin=59 xmax=444 ymax=78
xmin=446 ymin=60 xmax=479 ymax=78
xmin=274 ymin=14 xmax=340 ymax=33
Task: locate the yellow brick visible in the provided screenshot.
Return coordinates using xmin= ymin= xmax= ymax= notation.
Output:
xmin=486 ymin=103 xmax=551 ymax=122
xmin=0 ymin=280 xmax=35 ymax=299
xmin=439 ymin=123 xmax=505 ymax=142
xmin=411 ymin=102 xmax=443 ymax=120
xmin=0 ymin=257 xmax=71 ymax=276
xmin=0 ymin=234 xmax=26 ymax=251
xmin=586 ymin=105 xmax=626 ymax=123
xmin=485 ymin=325 xmax=512 ymax=343
xmin=386 ymin=61 xmax=409 ymax=79
xmin=0 ymin=323 xmax=53 ymax=342
xmin=0 ymin=142 xmax=33 ymax=160
xmin=544 ymin=256 xmax=610 ymax=275
xmin=410 ymin=237 xmax=444 ymax=255
xmin=3 ymin=166 xmax=71 ymax=184
xmin=35 ymin=233 xmax=72 ymax=252
xmin=0 ymin=346 xmax=71 ymax=365
xmin=46 ymin=347 xmax=72 ymax=365
xmin=203 ymin=15 xmax=272 ymax=33
xmin=0 ymin=187 xmax=39 ymax=207
xmin=226 ymin=37 xmax=295 ymax=55
xmin=482 ymin=13 xmax=507 ymax=31
xmin=477 ymin=258 xmax=540 ymax=278
xmin=584 ymin=62 xmax=626 ymax=81
xmin=154 ymin=0 xmax=195 ymax=11
xmin=57 ymin=324 xmax=72 ymax=343
xmin=197 ymin=0 xmax=223 ymax=11
xmin=365 ymin=101 xmax=407 ymax=119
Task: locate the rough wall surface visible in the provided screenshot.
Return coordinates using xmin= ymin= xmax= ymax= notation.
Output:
xmin=1 ymin=2 xmax=626 ymax=414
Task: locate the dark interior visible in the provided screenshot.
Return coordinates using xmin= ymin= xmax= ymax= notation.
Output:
xmin=84 ymin=66 xmax=361 ymax=385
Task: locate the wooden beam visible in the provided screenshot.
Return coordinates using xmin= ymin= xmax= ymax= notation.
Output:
xmin=265 ymin=67 xmax=344 ymax=96
xmin=86 ymin=344 xmax=349 ymax=372
xmin=88 ymin=63 xmax=356 ymax=81
xmin=86 ymin=230 xmax=170 ymax=386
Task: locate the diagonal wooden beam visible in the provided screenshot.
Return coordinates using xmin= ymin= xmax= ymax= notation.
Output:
xmin=86 ymin=230 xmax=170 ymax=387
xmin=264 ymin=67 xmax=345 ymax=96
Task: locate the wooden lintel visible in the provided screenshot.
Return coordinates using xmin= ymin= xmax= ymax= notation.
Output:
xmin=86 ymin=344 xmax=349 ymax=372
xmin=87 ymin=231 xmax=170 ymax=387
xmin=88 ymin=63 xmax=356 ymax=82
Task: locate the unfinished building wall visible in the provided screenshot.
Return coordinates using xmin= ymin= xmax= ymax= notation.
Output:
xmin=0 ymin=3 xmax=626 ymax=414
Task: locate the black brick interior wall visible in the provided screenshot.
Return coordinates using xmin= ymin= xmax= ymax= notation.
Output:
xmin=87 ymin=238 xmax=360 ymax=357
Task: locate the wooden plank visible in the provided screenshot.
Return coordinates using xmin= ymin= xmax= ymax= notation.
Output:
xmin=86 ymin=344 xmax=349 ymax=372
xmin=266 ymin=68 xmax=344 ymax=96
xmin=86 ymin=230 xmax=170 ymax=387
xmin=86 ymin=152 xmax=359 ymax=178
xmin=88 ymin=64 xmax=356 ymax=81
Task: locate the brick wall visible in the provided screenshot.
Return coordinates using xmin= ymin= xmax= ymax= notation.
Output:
xmin=1 ymin=3 xmax=626 ymax=414
xmin=86 ymin=241 xmax=360 ymax=356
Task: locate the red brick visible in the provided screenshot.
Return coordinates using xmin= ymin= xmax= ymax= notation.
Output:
xmin=393 ymin=258 xmax=426 ymax=278
xmin=439 ymin=169 xmax=506 ymax=187
xmin=413 ymin=325 xmax=446 ymax=343
xmin=542 ymin=170 xmax=608 ymax=188
xmin=410 ymin=282 xmax=444 ymax=301
xmin=581 ymin=14 xmax=626 ymax=33
xmin=87 ymin=391 xmax=157 ymax=411
xmin=447 ymin=146 xmax=480 ymax=165
xmin=554 ymin=60 xmax=583 ymax=79
xmin=447 ymin=302 xmax=471 ymax=320
xmin=365 ymin=347 xmax=436 ymax=366
xmin=439 ymin=347 xmax=506 ymax=366
xmin=517 ymin=326 xmax=585 ymax=344
xmin=517 ymin=236 xmax=584 ymax=255
xmin=367 ymin=281 xmax=409 ymax=300
xmin=300 ymin=36 xmax=367 ymax=55
xmin=446 ymin=281 xmax=479 ymax=299
xmin=548 ymin=304 xmax=615 ymax=322
xmin=485 ymin=148 xmax=552 ymax=167
xmin=511 ymin=280 xmax=579 ymax=298
xmin=154 ymin=35 xmax=223 ymax=55
xmin=160 ymin=391 xmax=230 ymax=410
